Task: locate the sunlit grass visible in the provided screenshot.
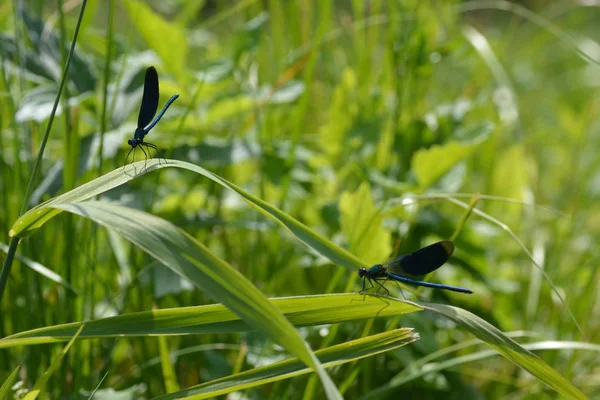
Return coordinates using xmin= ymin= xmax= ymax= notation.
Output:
xmin=1 ymin=0 xmax=598 ymax=399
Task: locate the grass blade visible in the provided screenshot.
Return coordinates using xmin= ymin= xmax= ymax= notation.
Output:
xmin=417 ymin=302 xmax=587 ymax=400
xmin=0 ymin=364 xmax=21 ymax=398
xmin=364 ymin=340 xmax=600 ymax=399
xmin=158 ymin=336 xmax=180 ymax=394
xmin=0 ymin=241 xmax=78 ymax=295
xmin=0 ymin=294 xmax=420 ymax=348
xmin=10 ymin=159 xmax=365 ymax=272
xmin=51 ymin=201 xmax=341 ymax=399
xmin=7 ymin=160 xmax=585 ymax=398
xmin=21 ymin=324 xmax=84 ymax=400
xmin=151 ymin=328 xmax=417 ymax=400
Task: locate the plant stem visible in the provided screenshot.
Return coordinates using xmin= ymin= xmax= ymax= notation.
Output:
xmin=0 ymin=237 xmax=19 ymax=302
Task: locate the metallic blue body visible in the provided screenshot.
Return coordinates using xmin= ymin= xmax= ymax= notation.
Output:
xmin=125 ymin=66 xmax=179 ymax=164
xmin=357 ymin=241 xmax=472 ymax=295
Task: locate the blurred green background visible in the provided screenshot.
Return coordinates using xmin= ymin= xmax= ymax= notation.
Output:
xmin=0 ymin=0 xmax=599 ymax=398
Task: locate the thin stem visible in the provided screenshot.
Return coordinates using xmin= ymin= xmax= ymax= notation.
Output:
xmin=99 ymin=0 xmax=115 ymax=176
xmin=450 ymin=193 xmax=480 ymax=242
xmin=0 ymin=237 xmax=19 ymax=302
xmin=1 ymin=0 xmax=88 ymax=305
xmin=19 ymin=0 xmax=89 ymax=214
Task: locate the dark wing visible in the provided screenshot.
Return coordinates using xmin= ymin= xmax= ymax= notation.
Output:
xmin=137 ymin=66 xmax=159 ymax=130
xmin=384 ymin=241 xmax=454 ymax=276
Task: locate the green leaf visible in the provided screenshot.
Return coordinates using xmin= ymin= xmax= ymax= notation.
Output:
xmin=490 ymin=144 xmax=528 ymax=200
xmin=10 ymin=160 xmax=365 ymax=272
xmin=50 ymin=201 xmax=341 ymax=400
xmin=1 ymin=290 xmax=585 ymax=399
xmin=8 ymin=160 xmax=583 ymax=399
xmin=0 ymin=241 xmax=78 ymax=295
xmin=122 ymin=0 xmax=188 ymax=77
xmin=152 ymin=328 xmax=417 ymax=400
xmin=0 ymin=364 xmax=20 ymax=399
xmin=417 ymin=302 xmax=587 ymax=400
xmin=339 ymin=182 xmax=392 ymax=261
xmin=412 ymin=138 xmax=486 ymax=189
xmin=365 ymin=340 xmax=600 ymax=399
xmin=16 ymin=86 xmax=90 ymax=123
xmin=0 ymin=294 xmax=421 ymax=347
xmin=21 ymin=9 xmax=97 ymax=93
xmin=201 ymin=95 xmax=254 ymax=127
xmin=22 ymin=324 xmax=84 ymax=400
xmin=319 ymin=68 xmax=359 ymax=159
xmin=0 ymin=33 xmax=52 ymax=80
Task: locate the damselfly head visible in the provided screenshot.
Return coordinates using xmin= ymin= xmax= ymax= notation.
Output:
xmin=358 ymin=267 xmax=367 ymax=278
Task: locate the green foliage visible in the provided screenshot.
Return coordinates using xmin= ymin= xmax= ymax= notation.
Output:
xmin=20 ymin=325 xmax=83 ymax=400
xmin=340 ymin=182 xmax=392 ymax=261
xmin=153 ymin=328 xmax=418 ymax=400
xmin=122 ymin=0 xmax=188 ymax=78
xmin=1 ymin=0 xmax=598 ymax=399
xmin=0 ymin=365 xmax=20 ymax=399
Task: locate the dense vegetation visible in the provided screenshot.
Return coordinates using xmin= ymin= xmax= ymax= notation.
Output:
xmin=0 ymin=1 xmax=598 ymax=399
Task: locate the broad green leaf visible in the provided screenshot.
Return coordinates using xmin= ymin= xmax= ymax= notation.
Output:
xmin=0 ymin=33 xmax=51 ymax=80
xmin=319 ymin=68 xmax=359 ymax=159
xmin=486 ymin=143 xmax=528 ymax=241
xmin=0 ymin=364 xmax=20 ymax=398
xmin=16 ymin=86 xmax=91 ymax=123
xmin=21 ymin=9 xmax=97 ymax=93
xmin=7 ymin=160 xmax=583 ymax=399
xmin=0 ymin=290 xmax=585 ymax=398
xmin=412 ymin=138 xmax=485 ymax=189
xmin=201 ymin=95 xmax=254 ymax=127
xmin=152 ymin=328 xmax=417 ymax=400
xmin=16 ymin=86 xmax=62 ymax=123
xmin=339 ymin=182 xmax=392 ymax=261
xmin=50 ymin=201 xmax=341 ymax=400
xmin=0 ymin=294 xmax=421 ymax=347
xmin=22 ymin=324 xmax=84 ymax=400
xmin=490 ymin=144 xmax=528 ymax=201
xmin=122 ymin=0 xmax=188 ymax=77
xmin=10 ymin=159 xmax=365 ymax=272
xmin=417 ymin=302 xmax=587 ymax=400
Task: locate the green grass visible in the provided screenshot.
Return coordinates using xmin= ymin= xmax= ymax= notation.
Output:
xmin=1 ymin=0 xmax=598 ymax=398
